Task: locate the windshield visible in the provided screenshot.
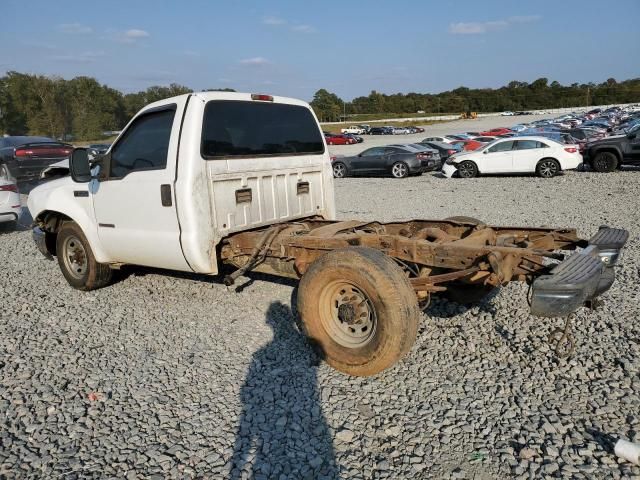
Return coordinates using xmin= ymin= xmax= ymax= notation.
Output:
xmin=201 ymin=101 xmax=325 ymax=158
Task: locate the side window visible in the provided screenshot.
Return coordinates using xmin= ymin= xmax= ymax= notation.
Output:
xmin=537 ymin=141 xmax=549 ymax=148
xmin=385 ymin=147 xmax=403 ymax=155
xmin=361 ymin=147 xmax=385 ymax=157
xmin=487 ymin=141 xmax=514 ymax=153
xmin=110 ymin=108 xmax=176 ymax=178
xmin=515 ymin=140 xmax=539 ymax=150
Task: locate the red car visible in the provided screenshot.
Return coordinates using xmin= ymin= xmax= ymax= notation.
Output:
xmin=325 ymin=133 xmax=356 ymax=145
xmin=450 ymin=139 xmax=484 ymax=151
xmin=480 ymin=128 xmax=512 ymax=136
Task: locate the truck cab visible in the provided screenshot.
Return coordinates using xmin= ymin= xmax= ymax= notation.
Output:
xmin=28 ymin=92 xmax=335 ymax=276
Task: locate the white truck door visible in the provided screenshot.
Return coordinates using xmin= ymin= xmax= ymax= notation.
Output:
xmin=91 ymin=100 xmax=191 ymax=271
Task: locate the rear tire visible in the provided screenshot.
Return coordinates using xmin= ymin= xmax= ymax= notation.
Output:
xmin=391 ymin=162 xmax=409 ymax=178
xmin=56 ymin=221 xmax=112 ymax=291
xmin=591 ymin=151 xmax=618 ymax=172
xmin=332 ymin=162 xmax=347 ymax=178
xmin=297 ymin=247 xmax=420 ymax=376
xmin=536 ymin=158 xmax=560 ymax=178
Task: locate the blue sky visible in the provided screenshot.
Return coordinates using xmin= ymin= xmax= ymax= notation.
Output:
xmin=1 ymin=0 xmax=638 ymax=100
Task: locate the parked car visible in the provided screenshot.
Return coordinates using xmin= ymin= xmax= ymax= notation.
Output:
xmin=325 ymin=133 xmax=357 ymax=145
xmin=479 ymin=128 xmax=512 ymax=137
xmin=392 ymin=127 xmax=410 ymax=135
xmin=369 ymin=127 xmax=394 ymax=135
xmin=584 ymin=124 xmax=640 ymax=172
xmin=344 ymin=134 xmax=364 ymax=144
xmin=442 ymin=136 xmax=582 ymax=179
xmin=341 ymin=126 xmax=366 ymax=135
xmin=416 ymin=140 xmax=462 ymax=162
xmin=357 ymin=124 xmax=371 ymax=134
xmin=423 ymin=136 xmax=453 ymax=144
xmin=450 ymin=139 xmax=484 ymax=151
xmin=331 ymin=144 xmax=440 ymax=178
xmin=470 ymin=136 xmax=497 ymax=143
xmin=501 ymin=111 xmax=514 ymax=116
xmin=0 ymin=162 xmax=22 ymax=227
xmin=0 ymin=136 xmax=73 ymax=182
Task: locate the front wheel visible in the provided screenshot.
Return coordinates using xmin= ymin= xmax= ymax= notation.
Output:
xmin=332 ymin=162 xmax=347 ymax=178
xmin=56 ymin=221 xmax=112 ymax=291
xmin=457 ymin=161 xmax=478 ymax=178
xmin=591 ymin=151 xmax=618 ymax=172
xmin=536 ymin=158 xmax=560 ymax=178
xmin=297 ymin=247 xmax=420 ymax=376
xmin=391 ymin=162 xmax=409 ymax=178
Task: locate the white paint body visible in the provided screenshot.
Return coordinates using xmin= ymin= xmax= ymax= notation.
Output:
xmin=0 ymin=177 xmax=22 ymax=223
xmin=28 ymin=92 xmax=336 ymax=274
xmin=441 ymin=135 xmax=583 ymax=178
xmin=340 ymin=126 xmax=365 ymax=134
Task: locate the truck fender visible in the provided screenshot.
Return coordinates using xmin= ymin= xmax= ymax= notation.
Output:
xmin=589 ymin=145 xmax=622 ymax=161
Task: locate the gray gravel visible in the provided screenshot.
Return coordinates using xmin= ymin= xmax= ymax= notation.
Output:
xmin=1 ymin=164 xmax=640 ymax=478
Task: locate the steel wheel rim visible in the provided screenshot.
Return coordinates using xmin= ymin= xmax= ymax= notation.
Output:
xmin=62 ymin=235 xmax=88 ymax=279
xmin=595 ymin=157 xmax=609 ymax=171
xmin=333 ymin=164 xmax=345 ymax=178
xmin=458 ymin=162 xmax=474 ymax=178
xmin=392 ymin=163 xmax=407 ymax=178
xmin=318 ymin=280 xmax=377 ymax=348
xmin=539 ymin=160 xmax=558 ymax=177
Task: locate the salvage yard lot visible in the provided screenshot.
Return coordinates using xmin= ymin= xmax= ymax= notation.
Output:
xmin=1 ymin=116 xmax=639 ymax=479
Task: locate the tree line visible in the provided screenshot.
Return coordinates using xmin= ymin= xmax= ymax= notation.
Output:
xmin=310 ymin=77 xmax=640 ymax=122
xmin=1 ymin=71 xmax=638 ymax=139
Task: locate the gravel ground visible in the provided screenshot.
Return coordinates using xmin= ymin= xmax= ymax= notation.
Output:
xmin=1 ymin=123 xmax=639 ymax=479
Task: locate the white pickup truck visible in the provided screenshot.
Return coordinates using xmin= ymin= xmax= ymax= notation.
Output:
xmin=28 ymin=91 xmax=628 ymax=375
xmin=340 ymin=126 xmax=365 ymax=135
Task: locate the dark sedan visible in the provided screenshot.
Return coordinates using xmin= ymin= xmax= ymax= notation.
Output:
xmin=368 ymin=127 xmax=394 ymax=135
xmin=331 ymin=144 xmax=440 ymax=178
xmin=0 ymin=136 xmax=73 ymax=182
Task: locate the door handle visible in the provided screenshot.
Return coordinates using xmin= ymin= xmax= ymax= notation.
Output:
xmin=160 ymin=184 xmax=172 ymax=207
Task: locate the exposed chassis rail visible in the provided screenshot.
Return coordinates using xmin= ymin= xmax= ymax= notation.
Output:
xmin=221 ymin=217 xmax=627 ymax=319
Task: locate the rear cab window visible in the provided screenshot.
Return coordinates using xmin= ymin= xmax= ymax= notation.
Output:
xmin=201 ymin=101 xmax=324 ymax=159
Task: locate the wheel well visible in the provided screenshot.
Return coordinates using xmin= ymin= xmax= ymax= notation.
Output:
xmin=34 ymin=210 xmax=74 ymax=256
xmin=592 ymin=148 xmax=621 ymax=161
xmin=538 ymin=157 xmax=561 ymax=170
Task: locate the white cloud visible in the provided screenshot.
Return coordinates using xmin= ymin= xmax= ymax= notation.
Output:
xmin=449 ymin=15 xmax=540 ymax=34
xmin=57 ymin=23 xmax=93 ymax=34
xmin=239 ymin=57 xmax=270 ymax=66
xmin=263 ymin=16 xmax=286 ymax=25
xmin=291 ymin=24 xmax=316 ymax=34
xmin=115 ymin=29 xmax=150 ymax=43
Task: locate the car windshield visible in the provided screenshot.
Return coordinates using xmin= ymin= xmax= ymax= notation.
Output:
xmin=201 ymin=100 xmax=324 ymax=158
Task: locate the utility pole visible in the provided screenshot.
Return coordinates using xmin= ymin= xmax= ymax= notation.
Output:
xmin=343 ymin=100 xmax=347 ymax=121
xmin=586 ymin=87 xmax=590 ymax=107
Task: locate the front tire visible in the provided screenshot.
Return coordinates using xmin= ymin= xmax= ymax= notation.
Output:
xmin=536 ymin=158 xmax=560 ymax=178
xmin=391 ymin=162 xmax=409 ymax=178
xmin=56 ymin=222 xmax=112 ymax=291
xmin=591 ymin=151 xmax=618 ymax=172
xmin=297 ymin=247 xmax=420 ymax=376
xmin=457 ymin=161 xmax=478 ymax=178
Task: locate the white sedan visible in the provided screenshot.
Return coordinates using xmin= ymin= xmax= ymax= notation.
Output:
xmin=0 ymin=163 xmax=22 ymax=226
xmin=441 ymin=136 xmax=582 ymax=178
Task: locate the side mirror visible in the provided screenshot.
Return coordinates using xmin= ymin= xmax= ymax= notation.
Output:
xmin=69 ymin=148 xmax=92 ymax=183
xmin=628 ymin=132 xmax=636 ymax=139
xmin=483 ymin=150 xmax=488 ymax=154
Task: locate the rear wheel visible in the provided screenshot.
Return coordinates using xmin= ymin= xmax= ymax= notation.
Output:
xmin=591 ymin=151 xmax=618 ymax=172
xmin=332 ymin=162 xmax=347 ymax=178
xmin=391 ymin=162 xmax=409 ymax=178
xmin=56 ymin=221 xmax=112 ymax=291
xmin=457 ymin=161 xmax=478 ymax=178
xmin=297 ymin=247 xmax=420 ymax=376
xmin=536 ymin=158 xmax=560 ymax=178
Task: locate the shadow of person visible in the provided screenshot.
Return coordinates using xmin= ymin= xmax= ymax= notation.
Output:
xmin=229 ymin=301 xmax=337 ymax=480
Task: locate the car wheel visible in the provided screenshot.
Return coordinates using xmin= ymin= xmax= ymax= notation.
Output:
xmin=56 ymin=221 xmax=112 ymax=290
xmin=332 ymin=162 xmax=347 ymax=178
xmin=591 ymin=151 xmax=618 ymax=173
xmin=391 ymin=162 xmax=409 ymax=178
xmin=297 ymin=247 xmax=420 ymax=376
xmin=457 ymin=161 xmax=478 ymax=178
xmin=536 ymin=158 xmax=560 ymax=178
